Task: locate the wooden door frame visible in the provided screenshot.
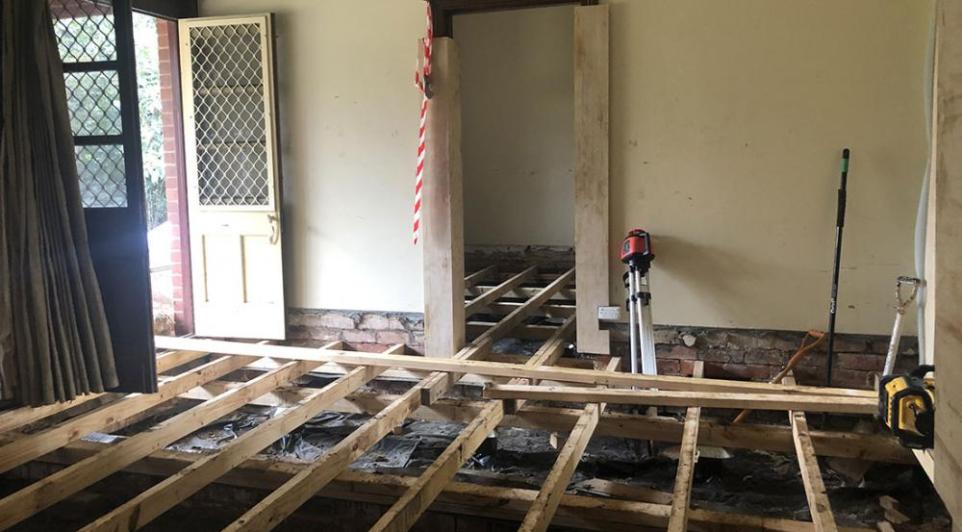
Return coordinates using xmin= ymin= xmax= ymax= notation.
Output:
xmin=423 ymin=0 xmax=611 ymax=357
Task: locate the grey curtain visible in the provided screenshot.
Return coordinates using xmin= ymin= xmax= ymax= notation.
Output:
xmin=0 ymin=0 xmax=118 ymax=405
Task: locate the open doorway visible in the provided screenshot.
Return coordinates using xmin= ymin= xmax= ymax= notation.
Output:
xmin=132 ymin=12 xmax=192 ymax=336
xmin=456 ymin=5 xmax=576 ymax=273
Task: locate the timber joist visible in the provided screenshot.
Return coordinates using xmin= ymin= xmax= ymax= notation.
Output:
xmin=0 ymin=268 xmax=890 ymax=531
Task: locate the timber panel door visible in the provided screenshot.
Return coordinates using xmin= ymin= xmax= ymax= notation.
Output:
xmin=179 ymin=14 xmax=286 ymax=339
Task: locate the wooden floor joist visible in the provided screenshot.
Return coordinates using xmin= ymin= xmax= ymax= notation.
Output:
xmin=785 ymin=374 xmax=838 ymax=532
xmin=482 ymin=384 xmax=877 ymax=415
xmin=0 ymin=353 xmax=256 ymax=475
xmin=80 ymin=343 xmax=399 ymax=532
xmin=17 ymin=438 xmax=874 ymax=532
xmin=464 ymin=265 xmax=537 ymax=316
xmin=154 ymin=336 xmax=875 ymax=399
xmin=519 ymin=357 xmax=621 ymax=532
xmin=464 ymin=265 xmax=497 ymax=289
xmin=667 ymin=361 xmax=705 ymax=532
xmin=369 ymin=316 xmax=576 ymax=532
xmin=0 ymin=356 xmax=323 ymax=530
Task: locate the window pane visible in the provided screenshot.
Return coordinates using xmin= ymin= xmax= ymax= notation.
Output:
xmin=76 ymin=144 xmax=127 ymax=208
xmin=50 ymin=0 xmax=117 ymax=63
xmin=64 ymin=70 xmax=122 ymax=136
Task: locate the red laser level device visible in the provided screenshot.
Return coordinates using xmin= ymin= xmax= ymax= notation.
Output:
xmin=621 ymin=229 xmax=654 ymax=271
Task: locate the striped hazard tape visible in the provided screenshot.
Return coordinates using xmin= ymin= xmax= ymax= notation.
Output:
xmin=413 ymin=1 xmax=432 ymax=245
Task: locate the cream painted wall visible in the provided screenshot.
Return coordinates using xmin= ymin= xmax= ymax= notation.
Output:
xmin=606 ymin=0 xmax=932 ymax=334
xmin=455 ymin=7 xmax=575 ymax=247
xmin=198 ymin=0 xmax=426 ymax=312
xmin=197 ymin=0 xmax=931 ymax=336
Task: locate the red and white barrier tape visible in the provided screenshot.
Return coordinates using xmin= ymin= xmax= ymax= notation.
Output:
xmin=412 ymin=2 xmax=433 ymax=245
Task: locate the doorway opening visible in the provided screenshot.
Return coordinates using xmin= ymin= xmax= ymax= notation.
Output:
xmin=132 ymin=12 xmax=192 ymax=336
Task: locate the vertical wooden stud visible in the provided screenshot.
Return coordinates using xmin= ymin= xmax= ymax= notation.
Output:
xmin=574 ymin=5 xmax=611 ymax=354
xmin=423 ymin=38 xmax=466 ymax=358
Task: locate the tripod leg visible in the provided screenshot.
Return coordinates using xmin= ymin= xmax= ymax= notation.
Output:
xmin=626 ymin=268 xmax=639 ymax=375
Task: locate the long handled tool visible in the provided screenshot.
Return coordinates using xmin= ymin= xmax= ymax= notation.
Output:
xmin=882 ymin=276 xmax=921 ymax=376
xmin=826 ymin=148 xmax=851 ymax=386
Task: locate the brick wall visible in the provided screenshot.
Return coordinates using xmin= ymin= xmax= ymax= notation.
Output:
xmin=157 ymin=20 xmax=193 ymax=335
xmin=288 ymin=309 xmax=425 ymax=353
xmin=611 ymin=325 xmax=918 ymax=390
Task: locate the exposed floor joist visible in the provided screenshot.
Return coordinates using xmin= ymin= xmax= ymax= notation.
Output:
xmin=667 ymin=361 xmax=705 ymax=532
xmin=785 ymin=373 xmax=838 ymax=532
xmin=518 ymin=357 xmax=621 ymax=532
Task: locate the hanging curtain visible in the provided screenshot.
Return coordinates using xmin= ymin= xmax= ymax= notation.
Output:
xmin=0 ymin=0 xmax=118 ymax=405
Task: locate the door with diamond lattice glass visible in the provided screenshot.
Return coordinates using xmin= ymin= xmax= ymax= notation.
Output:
xmin=180 ymin=14 xmax=285 ymax=339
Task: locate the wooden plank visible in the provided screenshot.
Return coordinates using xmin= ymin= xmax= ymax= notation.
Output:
xmin=464 ymin=265 xmax=497 ymax=289
xmin=80 ymin=345 xmax=396 ymax=531
xmin=368 ymin=324 xmax=574 ymax=531
xmin=422 ymin=269 xmax=576 ymax=404
xmin=0 ymin=354 xmax=256 ymax=475
xmin=0 ymin=392 xmax=110 ymax=435
xmin=467 ymin=321 xmax=561 ymax=341
xmin=422 ymin=37 xmax=465 ymax=360
xmin=154 ymin=336 xmax=877 ymax=399
xmin=483 ymin=384 xmax=876 ymax=415
xmin=21 ymin=440 xmax=873 ymax=532
xmin=485 ymin=301 xmax=576 ymax=318
xmin=464 ymin=266 xmax=537 ymax=316
xmin=574 ymin=3 xmax=611 ymax=355
xmin=503 ymin=314 xmax=576 ymax=413
xmin=369 ymin=401 xmax=504 ymax=532
xmin=519 ymin=358 xmax=620 ymax=532
xmin=155 ymin=349 xmax=209 ymax=373
xmin=933 ymin=1 xmax=962 ymax=525
xmin=0 ymin=358 xmax=320 ymax=530
xmin=667 ymin=361 xmax=705 ymax=532
xmin=222 ymin=378 xmax=428 ymax=531
xmin=467 ymin=286 xmax=576 ymax=302
xmin=784 ymin=374 xmax=837 ymax=532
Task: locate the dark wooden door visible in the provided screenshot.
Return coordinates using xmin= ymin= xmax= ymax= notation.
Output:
xmin=51 ymin=0 xmax=156 ymax=392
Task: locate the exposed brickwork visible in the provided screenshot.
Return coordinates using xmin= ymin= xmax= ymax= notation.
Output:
xmin=287 ymin=309 xmax=425 ymax=354
xmin=611 ymin=325 xmax=918 ymax=390
xmin=157 ymin=19 xmax=193 ymax=335
xmin=465 ymin=245 xmax=574 ymax=274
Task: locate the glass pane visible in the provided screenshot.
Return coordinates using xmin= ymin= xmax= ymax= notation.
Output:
xmin=76 ymin=144 xmax=127 ymax=208
xmin=189 ymin=23 xmax=269 ymax=207
xmin=50 ymin=0 xmax=117 ymax=63
xmin=64 ymin=70 xmax=122 ymax=136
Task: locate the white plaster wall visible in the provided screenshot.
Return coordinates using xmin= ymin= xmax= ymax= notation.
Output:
xmin=199 ymin=0 xmax=426 ymax=312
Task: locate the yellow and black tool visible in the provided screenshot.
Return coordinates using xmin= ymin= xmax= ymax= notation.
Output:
xmin=879 ymin=365 xmax=935 ymax=449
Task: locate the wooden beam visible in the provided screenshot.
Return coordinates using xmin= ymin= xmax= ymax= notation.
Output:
xmin=422 ymin=269 xmax=576 ymax=404
xmin=22 ymin=440 xmax=872 ymax=532
xmin=667 ymin=361 xmax=705 ymax=532
xmin=574 ymin=3 xmax=610 ymax=355
xmin=369 ymin=321 xmax=574 ymax=531
xmin=467 ymin=321 xmax=562 ymax=341
xmin=482 ymin=384 xmax=877 ymax=415
xmin=785 ymin=374 xmax=837 ymax=532
xmin=154 ymin=335 xmax=877 ymax=399
xmin=0 ymin=392 xmax=110 ymax=435
xmin=222 ymin=376 xmax=431 ymax=531
xmin=0 ymin=354 xmax=256 ymax=475
xmin=464 ymin=265 xmax=497 ymax=289
xmin=422 ymin=37 xmax=465 ymax=360
xmin=933 ymin=0 xmax=962 ymax=524
xmin=464 ymin=265 xmax=537 ymax=316
xmin=80 ymin=345 xmax=399 ymax=531
xmin=0 ymin=358 xmax=320 ymax=530
xmin=467 ymin=285 xmax=576 ymax=302
xmin=369 ymin=401 xmax=504 ymax=532
xmin=485 ymin=301 xmax=576 ymax=318
xmin=503 ymin=314 xmax=576 ymax=413
xmin=518 ymin=357 xmax=620 ymax=532
xmin=155 ymin=349 xmax=209 ymax=373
